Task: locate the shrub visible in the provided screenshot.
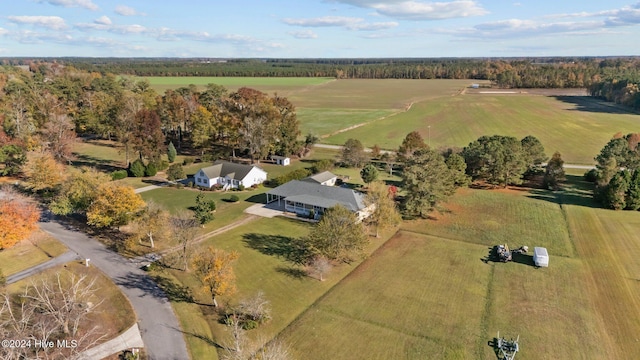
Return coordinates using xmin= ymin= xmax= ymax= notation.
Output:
xmin=584 ymin=168 xmax=599 ymax=183
xmin=308 ymin=209 xmax=315 ymax=219
xmin=271 ymin=168 xmax=312 ymax=186
xmin=0 ymin=268 xmax=6 ymax=287
xmin=243 ymin=320 xmax=258 ymax=330
xmin=229 ymin=195 xmax=240 ymax=202
xmin=167 ymin=141 xmax=177 ymax=163
xmin=145 ymin=162 xmax=157 ymax=177
xmin=183 ymin=157 xmax=194 ymax=165
xmin=111 ymin=169 xmax=128 ymax=180
xmin=167 ymin=164 xmax=185 ymax=181
xmin=312 ymin=159 xmax=335 ymax=174
xmin=129 ymin=159 xmax=146 ymax=178
xmin=155 ymin=160 xmax=169 ymax=171
xmin=238 ymin=184 xmax=245 ymax=191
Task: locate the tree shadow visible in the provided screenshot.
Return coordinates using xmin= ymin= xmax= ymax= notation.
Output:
xmin=245 ymin=193 xmax=266 ymax=204
xmin=70 ymin=154 xmax=122 ymax=173
xmin=275 ymin=266 xmax=308 ymax=279
xmin=170 ymin=326 xmax=223 ymax=349
xmin=242 ymin=233 xmax=311 ymax=265
xmin=525 ymin=175 xmax=600 ymax=209
xmin=141 ymin=179 xmax=167 ymax=186
xmin=552 ymin=96 xmax=639 ymax=115
xmin=113 ymin=271 xmax=171 ymax=302
xmin=150 ymin=275 xmax=194 ymax=303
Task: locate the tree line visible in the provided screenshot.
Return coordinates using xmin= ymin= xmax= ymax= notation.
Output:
xmin=3 ymin=57 xmax=638 ymax=89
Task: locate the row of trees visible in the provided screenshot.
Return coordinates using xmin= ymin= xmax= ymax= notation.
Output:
xmin=589 ymin=78 xmax=640 ymax=110
xmin=53 ymin=57 xmax=640 ymax=89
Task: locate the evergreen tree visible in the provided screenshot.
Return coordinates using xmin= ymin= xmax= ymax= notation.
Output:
xmin=625 ymin=170 xmax=640 ymax=210
xmin=604 ymin=170 xmax=630 ymax=210
xmin=543 ymin=151 xmax=566 ymax=190
xmin=167 ymin=141 xmax=177 ymax=163
xmin=445 ymin=153 xmax=471 ymax=187
xmin=193 ymin=192 xmax=214 ymax=225
xmin=129 ymin=159 xmax=146 ymax=177
xmin=402 ymin=149 xmax=455 ymax=218
xmin=360 ymin=164 xmax=379 ymax=184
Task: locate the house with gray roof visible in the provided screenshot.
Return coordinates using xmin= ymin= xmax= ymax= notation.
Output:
xmin=194 ymin=161 xmax=267 ymax=190
xmin=301 ymin=171 xmax=338 ymax=186
xmin=266 ymin=180 xmax=372 ymax=221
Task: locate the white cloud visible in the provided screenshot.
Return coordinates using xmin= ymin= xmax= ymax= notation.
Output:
xmin=0 ymin=28 xmax=8 ymax=36
xmin=349 ymin=21 xmax=398 ymax=30
xmin=115 ymin=5 xmax=145 ymax=16
xmin=94 ymin=15 xmax=112 ymax=25
xmin=76 ymin=21 xmax=146 ymax=34
xmin=37 ymin=0 xmax=98 ymax=11
xmin=282 ymin=16 xmax=363 ymax=27
xmin=7 ymin=16 xmax=67 ymax=30
xmin=332 ymin=0 xmax=487 ymax=20
xmin=288 ymin=30 xmax=318 ymax=39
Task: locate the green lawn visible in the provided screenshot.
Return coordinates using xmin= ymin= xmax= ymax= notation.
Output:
xmin=0 ymin=231 xmax=67 ymax=276
xmin=297 ymin=108 xmax=396 ymax=138
xmin=324 ymin=94 xmax=640 ymax=165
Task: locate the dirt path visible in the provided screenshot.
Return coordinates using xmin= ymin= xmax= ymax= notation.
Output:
xmin=320 ymin=101 xmax=415 ymax=139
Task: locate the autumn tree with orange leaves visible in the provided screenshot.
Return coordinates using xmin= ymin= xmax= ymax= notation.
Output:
xmin=0 ymin=188 xmax=40 ymax=249
xmin=86 ymin=183 xmax=144 ymax=229
xmin=191 ymin=247 xmax=239 ymax=307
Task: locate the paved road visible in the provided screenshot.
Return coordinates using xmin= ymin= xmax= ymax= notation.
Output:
xmin=313 ymin=144 xmax=596 ymax=169
xmin=6 ymin=250 xmax=79 ymax=284
xmin=40 ymin=221 xmax=189 ymax=360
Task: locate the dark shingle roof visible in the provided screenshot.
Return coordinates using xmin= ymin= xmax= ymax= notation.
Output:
xmin=267 ymin=180 xmax=365 ymax=211
xmin=199 ymin=161 xmax=265 ymax=181
xmin=302 ymin=171 xmax=337 ymax=184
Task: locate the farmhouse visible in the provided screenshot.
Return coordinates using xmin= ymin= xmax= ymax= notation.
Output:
xmin=271 ymin=155 xmax=291 ymax=166
xmin=301 ymin=171 xmax=338 ymax=186
xmin=266 ymin=180 xmax=370 ymax=220
xmin=194 ymin=161 xmax=267 ymax=190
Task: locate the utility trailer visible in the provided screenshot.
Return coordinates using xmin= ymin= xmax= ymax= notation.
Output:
xmin=533 ymin=247 xmax=549 ymax=267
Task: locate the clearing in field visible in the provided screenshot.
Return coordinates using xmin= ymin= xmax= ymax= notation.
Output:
xmin=142 ymin=76 xmax=334 ymax=94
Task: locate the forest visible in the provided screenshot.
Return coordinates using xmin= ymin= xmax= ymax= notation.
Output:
xmin=2 ymin=57 xmax=640 ymax=91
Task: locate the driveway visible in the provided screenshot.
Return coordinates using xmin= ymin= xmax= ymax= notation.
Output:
xmin=39 ymin=220 xmax=189 ymax=360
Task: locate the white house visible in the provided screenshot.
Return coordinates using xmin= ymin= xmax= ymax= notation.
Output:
xmin=271 ymin=155 xmax=291 ymax=166
xmin=302 ymin=171 xmax=338 ymax=187
xmin=194 ymin=161 xmax=267 ymax=190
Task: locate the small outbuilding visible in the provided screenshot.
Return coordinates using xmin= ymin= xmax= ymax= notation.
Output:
xmin=271 ymin=155 xmax=291 ymax=166
xmin=533 ymin=247 xmax=549 ymax=267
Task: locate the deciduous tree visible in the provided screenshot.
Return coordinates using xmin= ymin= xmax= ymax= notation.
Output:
xmin=86 ymin=183 xmax=144 ymax=228
xmin=135 ymin=200 xmax=170 ymax=248
xmin=306 ymin=205 xmax=368 ymax=263
xmin=40 ymin=113 xmax=76 ymax=163
xmin=341 ymin=138 xmax=367 ymax=168
xmin=366 ymin=181 xmax=401 ymax=237
xmin=22 ymin=151 xmax=66 ymax=192
xmin=49 ymin=167 xmax=110 ymax=215
xmin=0 ymin=188 xmax=40 ymax=249
xmin=191 ymin=247 xmax=239 ymax=307
xmin=397 ymin=131 xmax=428 ymax=161
xmin=462 ymin=135 xmax=527 ymax=187
xmin=167 ymin=163 xmax=185 ymax=181
xmin=169 ymin=211 xmax=200 ymax=271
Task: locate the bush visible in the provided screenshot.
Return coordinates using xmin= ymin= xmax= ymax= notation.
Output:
xmin=311 ymin=159 xmax=335 ymax=174
xmin=242 ymin=320 xmax=258 ymax=330
xmin=238 ymin=184 xmax=245 ymax=191
xmin=155 ymin=160 xmax=169 ymax=171
xmin=167 ymin=164 xmax=185 ymax=181
xmin=308 ymin=209 xmax=315 ymax=219
xmin=183 ymin=157 xmax=194 ymax=165
xmin=584 ymin=168 xmax=599 ymax=182
xmin=229 ymin=195 xmax=240 ymax=202
xmin=111 ymin=169 xmax=128 ymax=180
xmin=129 ymin=159 xmax=146 ymax=178
xmin=145 ymin=162 xmax=157 ymax=177
xmin=0 ymin=268 xmax=6 ymax=287
xmin=271 ymin=168 xmax=312 ymax=186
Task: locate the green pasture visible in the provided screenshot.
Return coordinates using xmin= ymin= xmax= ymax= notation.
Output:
xmin=324 ymin=94 xmax=640 ymax=165
xmin=402 ymin=188 xmax=574 ymax=257
xmin=278 ymin=177 xmax=638 ymax=359
xmin=297 ymin=108 xmax=396 ymax=138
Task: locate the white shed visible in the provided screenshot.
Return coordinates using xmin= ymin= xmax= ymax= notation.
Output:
xmin=533 ymin=247 xmax=549 ymax=267
xmin=271 ymin=155 xmax=291 ymax=166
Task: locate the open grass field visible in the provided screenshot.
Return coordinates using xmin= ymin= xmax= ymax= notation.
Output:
xmin=324 ymin=93 xmax=640 ymax=164
xmin=276 ymin=177 xmax=640 ymax=359
xmin=151 ymin=217 xmax=396 ymax=358
xmin=0 ymin=230 xmax=67 ymax=276
xmin=142 ymin=76 xmax=334 ymax=94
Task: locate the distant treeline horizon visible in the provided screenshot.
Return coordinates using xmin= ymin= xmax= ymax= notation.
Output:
xmin=3 ymin=56 xmax=640 ymax=109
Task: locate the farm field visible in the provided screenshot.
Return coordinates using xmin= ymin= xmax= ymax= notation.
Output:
xmin=324 ymin=93 xmax=640 ymax=165
xmin=142 ymin=76 xmax=334 ymax=94
xmin=277 ymin=177 xmax=639 ymax=359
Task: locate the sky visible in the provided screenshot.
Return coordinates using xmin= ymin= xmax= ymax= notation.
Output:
xmin=1 ymin=0 xmax=639 ymax=58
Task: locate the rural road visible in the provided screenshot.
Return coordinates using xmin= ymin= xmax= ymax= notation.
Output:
xmin=39 ymin=220 xmax=189 ymax=360
xmin=313 ymin=143 xmax=596 ymax=169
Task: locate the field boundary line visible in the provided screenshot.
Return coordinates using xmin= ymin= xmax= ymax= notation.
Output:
xmin=477 ymin=264 xmax=495 ymax=358
xmin=315 ymin=305 xmax=443 ymax=343
xmin=399 ymin=229 xmax=490 ymax=249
